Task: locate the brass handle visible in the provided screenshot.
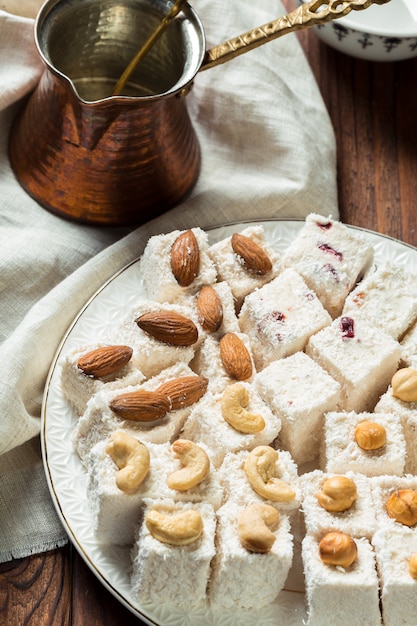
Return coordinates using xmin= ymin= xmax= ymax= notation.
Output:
xmin=200 ymin=0 xmax=392 ymax=71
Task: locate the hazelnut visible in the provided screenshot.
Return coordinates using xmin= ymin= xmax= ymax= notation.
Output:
xmin=391 ymin=368 xmax=417 ymax=403
xmin=318 ymin=531 xmax=357 ymax=568
xmin=409 ymin=553 xmax=417 ymax=579
xmin=317 ymin=476 xmax=357 ymax=512
xmin=386 ymin=489 xmax=417 ymax=527
xmin=354 ymin=420 xmax=386 ymax=450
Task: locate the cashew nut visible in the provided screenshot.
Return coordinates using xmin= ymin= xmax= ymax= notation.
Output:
xmin=167 ymin=439 xmax=210 ymax=491
xmin=244 ymin=446 xmax=296 ymax=502
xmin=238 ymin=503 xmax=279 ymax=553
xmin=145 ymin=507 xmax=204 ymax=545
xmin=105 ymin=431 xmax=150 ymax=494
xmin=221 ymin=383 xmax=265 ymax=433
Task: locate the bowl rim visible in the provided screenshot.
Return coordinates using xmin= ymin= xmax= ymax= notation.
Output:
xmin=339 ymin=14 xmax=417 ymax=39
xmin=299 ymin=1 xmax=417 ymax=38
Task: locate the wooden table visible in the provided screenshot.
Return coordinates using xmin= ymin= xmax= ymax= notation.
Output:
xmin=1 ymin=3 xmax=417 ymax=624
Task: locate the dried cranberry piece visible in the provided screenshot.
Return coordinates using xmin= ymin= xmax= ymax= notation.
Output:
xmin=270 ymin=311 xmax=286 ymax=322
xmin=316 ymin=220 xmax=333 ymax=230
xmin=340 ymin=316 xmax=355 ymax=339
xmin=257 ymin=311 xmax=286 ymax=342
xmin=318 ymin=242 xmax=343 ymax=261
xmin=323 ymin=263 xmax=340 ymax=282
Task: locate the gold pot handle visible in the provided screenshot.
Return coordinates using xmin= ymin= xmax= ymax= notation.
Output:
xmin=200 ymin=0 xmax=391 ymax=71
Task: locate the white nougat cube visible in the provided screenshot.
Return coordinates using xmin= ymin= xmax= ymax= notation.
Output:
xmin=191 ymin=332 xmax=256 ymax=395
xmin=139 ymin=227 xmax=217 ymax=303
xmin=302 ymin=533 xmax=381 ymax=626
xmin=112 ymin=300 xmax=203 ymax=379
xmin=372 ymin=527 xmax=417 ymax=626
xmin=255 ymin=352 xmax=341 ymax=465
xmin=181 ymin=385 xmax=282 ymax=468
xmin=376 ymin=387 xmax=417 ymax=474
xmin=208 ymin=502 xmax=293 ymax=609
xmin=207 ymin=225 xmax=281 ymax=308
xmin=238 ymin=268 xmax=332 ymax=370
xmin=300 ymin=470 xmax=377 ymax=540
xmin=130 ymin=500 xmax=216 ymax=609
xmin=85 ymin=438 xmax=145 ymax=545
xmin=282 ymin=213 xmax=374 ymax=318
xmin=342 ymin=264 xmax=417 ymax=340
xmin=190 ymin=281 xmax=240 ymax=335
xmin=306 ymin=314 xmax=401 ymax=412
xmin=322 ymin=411 xmax=406 ymax=477
xmin=370 ymin=475 xmax=417 ymax=531
xmin=218 ymin=448 xmax=301 ymax=515
xmin=60 ymin=342 xmax=145 ymax=415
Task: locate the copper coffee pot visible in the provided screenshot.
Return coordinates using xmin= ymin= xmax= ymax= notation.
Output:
xmin=8 ymin=0 xmax=390 ymax=225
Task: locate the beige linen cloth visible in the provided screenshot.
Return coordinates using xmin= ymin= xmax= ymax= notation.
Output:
xmin=0 ymin=0 xmax=338 ymax=561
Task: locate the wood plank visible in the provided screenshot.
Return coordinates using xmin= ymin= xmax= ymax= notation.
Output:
xmin=0 ymin=548 xmax=70 ymax=625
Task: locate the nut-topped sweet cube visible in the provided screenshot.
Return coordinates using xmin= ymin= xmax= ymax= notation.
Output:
xmin=139 ymin=227 xmax=218 ymax=304
xmin=255 ymin=352 xmax=341 ymax=466
xmin=191 ymin=331 xmax=256 ymax=395
xmin=238 ymin=268 xmax=332 ymax=370
xmin=372 ymin=527 xmax=417 ymax=626
xmin=302 ymin=532 xmax=381 ymax=626
xmin=343 ymin=264 xmax=417 ymax=340
xmin=321 ymin=411 xmax=406 ymax=477
xmin=61 ymin=343 xmax=145 ymax=415
xmin=130 ymin=499 xmax=216 ymax=609
xmin=207 ymin=225 xmax=281 ymax=309
xmin=181 ymin=384 xmax=282 ymax=468
xmin=193 ymin=282 xmax=240 ymax=335
xmin=208 ymin=501 xmax=293 ymax=609
xmin=85 ymin=434 xmax=152 ymax=545
xmin=300 ymin=470 xmax=377 ymax=540
xmin=217 ymin=447 xmax=301 ymax=515
xmin=282 ymin=213 xmax=374 ymax=318
xmin=376 ymin=367 xmax=417 ymax=474
xmin=306 ymin=314 xmax=401 ymax=412
xmin=112 ymin=300 xmax=204 ymax=379
xmin=370 ymin=475 xmax=417 ymax=532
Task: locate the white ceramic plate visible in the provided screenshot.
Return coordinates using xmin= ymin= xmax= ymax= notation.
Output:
xmin=41 ymin=219 xmax=417 ymax=626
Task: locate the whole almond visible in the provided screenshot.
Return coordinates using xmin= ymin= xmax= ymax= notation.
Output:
xmin=170 ymin=230 xmax=200 ymax=287
xmin=135 ymin=311 xmax=198 ymax=346
xmin=157 ymin=375 xmax=209 ymax=411
xmin=231 ymin=233 xmax=273 ymax=275
xmin=219 ymin=333 xmax=253 ymax=381
xmin=77 ymin=345 xmax=133 ymax=378
xmin=109 ymin=389 xmax=170 ymax=422
xmin=196 ymin=286 xmax=223 ymax=333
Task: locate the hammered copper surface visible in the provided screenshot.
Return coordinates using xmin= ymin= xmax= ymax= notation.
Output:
xmin=9 ymin=71 xmax=200 ymax=225
xmin=8 ymin=0 xmax=204 ymax=226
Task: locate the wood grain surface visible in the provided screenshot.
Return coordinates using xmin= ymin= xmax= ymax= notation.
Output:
xmin=2 ymin=3 xmax=417 ymax=624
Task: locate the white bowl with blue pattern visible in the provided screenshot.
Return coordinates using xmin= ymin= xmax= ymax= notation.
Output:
xmin=298 ymin=0 xmax=417 ymax=62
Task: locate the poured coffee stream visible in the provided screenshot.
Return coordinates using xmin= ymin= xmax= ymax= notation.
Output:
xmin=112 ymin=0 xmax=186 ymax=96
